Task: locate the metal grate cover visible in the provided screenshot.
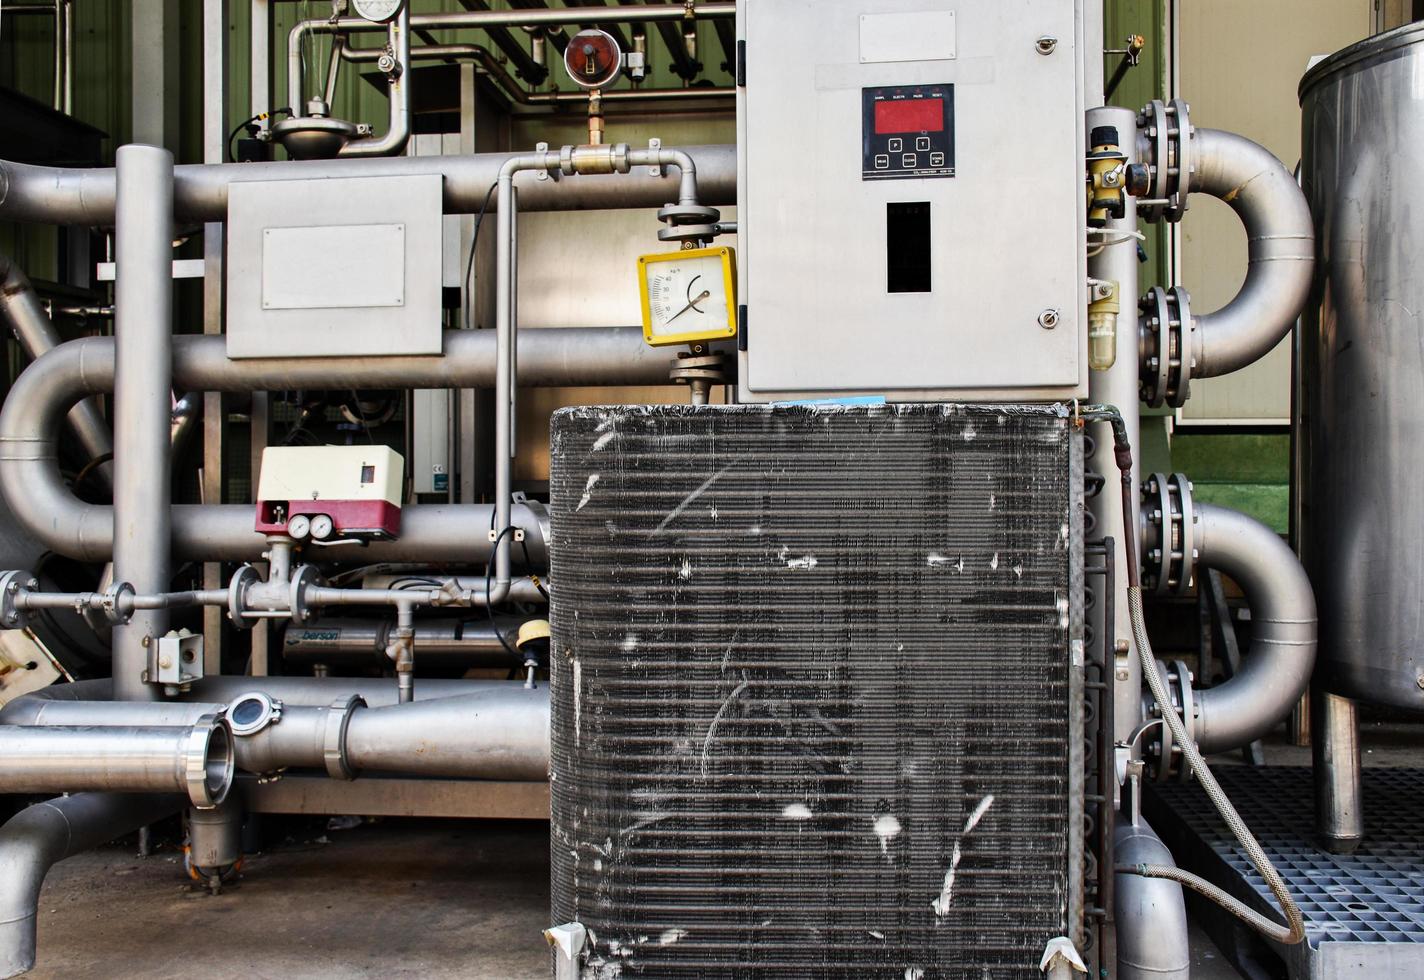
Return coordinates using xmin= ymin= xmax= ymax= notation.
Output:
xmin=549 ymin=404 xmax=1084 ymax=978
xmin=1148 ymin=766 xmax=1424 ymax=979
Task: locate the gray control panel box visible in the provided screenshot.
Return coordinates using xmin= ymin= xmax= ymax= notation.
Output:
xmin=226 ymin=174 xmax=443 ymax=359
xmin=736 ymin=0 xmax=1088 ymax=401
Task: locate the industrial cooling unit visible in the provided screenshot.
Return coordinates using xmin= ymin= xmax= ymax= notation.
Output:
xmin=549 ymin=404 xmax=1086 ymax=977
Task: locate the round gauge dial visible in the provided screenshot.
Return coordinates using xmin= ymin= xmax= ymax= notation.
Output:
xmin=564 ymin=29 xmax=622 ymax=90
xmin=640 ymin=248 xmax=736 ymax=346
xmin=352 ymin=0 xmax=405 ymax=23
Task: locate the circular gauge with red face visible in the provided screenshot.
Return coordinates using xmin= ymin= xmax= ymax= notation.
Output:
xmin=564 ymin=29 xmax=622 ymax=90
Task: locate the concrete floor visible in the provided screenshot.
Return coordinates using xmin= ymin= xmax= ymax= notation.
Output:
xmin=22 ymin=720 xmax=1423 ymax=979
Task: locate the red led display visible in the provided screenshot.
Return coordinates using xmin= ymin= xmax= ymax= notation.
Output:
xmin=874 ymin=98 xmax=944 ymax=135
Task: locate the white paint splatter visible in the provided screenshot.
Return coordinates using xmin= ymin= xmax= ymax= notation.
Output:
xmin=776 ymin=544 xmax=789 ymax=561
xmin=873 ymin=814 xmax=902 ymax=855
xmin=782 ymin=803 xmax=813 ymax=820
xmin=709 ymin=505 xmax=719 ymax=520
xmin=905 ymin=968 xmax=925 ymax=980
xmin=932 ymin=795 xmax=995 ymax=918
xmin=927 ymin=553 xmax=950 ymax=568
xmin=786 ymin=555 xmax=818 ymax=570
xmin=963 ymin=794 xmax=995 ymax=834
xmin=658 ymin=928 xmax=687 ymax=947
xmin=1012 ymin=561 xmax=1023 ymax=579
xmin=591 ymin=431 xmax=616 ymax=452
xmin=622 ymin=634 xmax=639 ymax=652
xmin=989 ymin=552 xmax=999 ymax=571
xmin=576 ymin=474 xmax=600 ymax=512
xmin=651 ymin=464 xmax=733 ymax=535
xmin=700 ymin=679 xmax=749 ymax=776
xmin=749 ymin=525 xmax=762 ymax=536
xmin=963 ymin=424 xmax=977 ymax=442
xmin=572 ymin=659 xmax=582 ymax=742
xmin=988 ymin=494 xmax=996 ymax=511
xmin=678 ymin=559 xmax=693 ymax=580
xmin=955 ymin=556 xmax=965 ymax=573
xmin=868 ymin=930 xmax=885 ymax=940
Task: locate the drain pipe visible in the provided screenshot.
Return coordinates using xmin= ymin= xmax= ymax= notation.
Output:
xmin=333 ymin=6 xmax=411 ymax=158
xmin=0 ymin=251 xmax=113 ymax=489
xmin=1114 ymin=819 xmax=1190 ymax=980
xmin=111 ymin=144 xmax=173 ymax=702
xmin=0 ymin=792 xmax=178 ymax=979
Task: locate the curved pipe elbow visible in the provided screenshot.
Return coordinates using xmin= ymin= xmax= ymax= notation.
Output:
xmin=1191 ymin=128 xmax=1315 ymax=378
xmin=1193 ymin=502 xmax=1317 ymax=752
xmin=1114 ymin=819 xmax=1190 ymax=980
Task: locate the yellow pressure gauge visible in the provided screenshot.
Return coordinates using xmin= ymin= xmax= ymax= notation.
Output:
xmin=637 ymin=246 xmax=738 ymax=347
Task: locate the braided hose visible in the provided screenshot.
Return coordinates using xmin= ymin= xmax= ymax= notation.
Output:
xmin=1080 ymin=403 xmax=1306 ymax=946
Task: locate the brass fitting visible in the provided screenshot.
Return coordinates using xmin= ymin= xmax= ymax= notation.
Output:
xmin=1087 ymin=125 xmax=1130 ymax=228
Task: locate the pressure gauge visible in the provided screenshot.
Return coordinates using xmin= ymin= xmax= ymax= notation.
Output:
xmin=637 ymin=246 xmax=738 ymax=347
xmin=352 ymin=0 xmax=405 ymax=24
xmin=564 ymin=29 xmax=622 ymax=90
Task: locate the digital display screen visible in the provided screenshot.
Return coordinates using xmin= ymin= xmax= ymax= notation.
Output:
xmin=874 ymin=98 xmax=944 ymax=134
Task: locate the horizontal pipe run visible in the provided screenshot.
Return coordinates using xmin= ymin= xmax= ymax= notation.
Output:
xmin=0 ymin=145 xmax=736 ymax=226
xmin=0 ymin=325 xmax=713 ymax=563
xmin=1192 ymin=502 xmax=1318 ymax=752
xmin=0 ymin=716 xmax=232 ymax=808
xmin=0 ymin=792 xmax=178 ymax=979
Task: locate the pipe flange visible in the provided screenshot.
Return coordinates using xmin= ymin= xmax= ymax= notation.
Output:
xmin=1140 ymin=473 xmax=1195 ymax=595
xmin=657 ymin=223 xmax=721 ymax=243
xmin=669 ymin=350 xmax=729 ymax=387
xmin=1164 ymin=99 xmax=1194 ymax=223
xmin=1172 ymin=659 xmax=1196 ymax=783
xmin=1136 ymin=99 xmax=1194 ymax=224
xmin=1136 ymin=100 xmax=1171 ymax=223
xmin=1170 ymin=472 xmax=1196 ymax=598
xmin=1147 ymin=659 xmax=1197 ymax=782
xmin=323 ymin=694 xmax=366 ymax=781
xmin=226 ymin=691 xmax=283 ymax=737
xmin=0 ymin=570 xmax=34 ymax=630
xmin=227 ymin=565 xmax=260 ymax=631
xmin=1137 ymin=286 xmax=1194 ymax=408
xmin=289 ymin=565 xmax=325 ymax=626
xmin=184 ymin=711 xmax=235 ymax=810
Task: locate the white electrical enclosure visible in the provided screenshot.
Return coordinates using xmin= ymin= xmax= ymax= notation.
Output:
xmin=736 ymin=0 xmax=1089 ymax=401
xmin=256 ymin=445 xmax=405 ymax=507
xmin=226 ymin=174 xmax=444 ymax=359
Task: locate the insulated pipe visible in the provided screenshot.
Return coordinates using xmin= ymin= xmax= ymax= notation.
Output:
xmin=1114 ymin=819 xmax=1190 ymax=980
xmin=0 ymin=251 xmax=113 ymax=489
xmin=1086 ymin=107 xmax=1143 ymax=747
xmin=0 ymin=145 xmax=737 ymax=226
xmin=111 ymin=145 xmax=173 ymax=702
xmin=1192 ymin=502 xmax=1317 ymax=752
xmin=1190 ymin=128 xmax=1315 ymax=378
xmin=0 ymin=792 xmax=178 ymax=979
xmin=0 ymin=326 xmax=704 ymax=563
xmin=0 ymin=716 xmax=233 ymax=808
xmin=334 ymin=6 xmax=410 ymax=158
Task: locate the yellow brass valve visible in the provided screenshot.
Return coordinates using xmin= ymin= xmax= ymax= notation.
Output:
xmin=1087 ymin=125 xmax=1129 ymax=228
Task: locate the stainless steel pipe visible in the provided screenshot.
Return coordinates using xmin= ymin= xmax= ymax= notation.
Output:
xmin=111 ymin=145 xmax=173 ymax=702
xmin=0 ymin=326 xmax=710 ymax=563
xmin=1192 ymin=502 xmax=1318 ymax=752
xmin=335 ymin=6 xmax=410 ymax=158
xmin=1313 ymin=690 xmax=1363 ymax=854
xmin=0 ymin=145 xmax=737 ymax=226
xmin=0 ymin=251 xmax=113 ymax=489
xmin=1114 ymin=818 xmax=1190 ymax=980
xmin=0 ymin=792 xmax=178 ymax=979
xmin=1191 ymin=128 xmax=1315 ymax=378
xmin=0 ymin=714 xmax=233 ymax=808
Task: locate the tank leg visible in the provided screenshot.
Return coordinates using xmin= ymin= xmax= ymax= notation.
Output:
xmin=1313 ymin=690 xmax=1363 ymax=854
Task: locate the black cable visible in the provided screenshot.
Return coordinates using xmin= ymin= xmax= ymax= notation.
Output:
xmin=485 ymin=525 xmax=523 ymax=661
xmin=462 ymin=182 xmax=500 ymax=331
xmin=227 ymin=108 xmax=292 ymax=163
xmin=518 ymin=534 xmax=551 ymax=600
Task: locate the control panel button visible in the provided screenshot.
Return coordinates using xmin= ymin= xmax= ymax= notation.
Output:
xmin=902 ymin=153 xmax=918 ymax=168
xmin=916 ymin=136 xmax=931 ymax=151
xmin=888 ymin=138 xmax=903 ymax=152
xmin=930 ymin=152 xmax=945 ymax=167
xmin=874 ymin=154 xmax=890 ymax=169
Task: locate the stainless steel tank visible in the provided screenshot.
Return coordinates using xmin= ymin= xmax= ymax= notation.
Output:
xmin=1298 ymin=23 xmax=1424 ymax=711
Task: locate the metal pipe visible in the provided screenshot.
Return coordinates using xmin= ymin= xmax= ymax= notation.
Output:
xmin=1192 ymin=502 xmax=1318 ymax=753
xmin=187 ymin=799 xmax=243 ymax=876
xmin=336 ymin=6 xmax=411 ymax=158
xmin=0 ymin=792 xmax=178 ymax=979
xmin=0 ymin=715 xmax=233 ymax=807
xmin=1114 ymin=818 xmax=1190 ymax=980
xmin=1190 ymin=128 xmax=1315 ymax=378
xmin=0 ymin=144 xmax=736 ymax=226
xmin=111 ymin=145 xmax=173 ymax=702
xmin=1313 ymin=690 xmax=1363 ymax=854
xmin=0 ymin=326 xmax=711 ymax=562
xmin=0 ymin=250 xmax=113 ymax=489
xmin=1086 ymin=107 xmax=1142 ymax=748
xmin=281 ymin=617 xmax=523 ymax=670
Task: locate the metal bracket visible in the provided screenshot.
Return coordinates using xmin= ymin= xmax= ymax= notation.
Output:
xmin=647 ymin=137 xmax=664 ymax=177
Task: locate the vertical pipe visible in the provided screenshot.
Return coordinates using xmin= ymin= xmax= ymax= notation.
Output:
xmin=112 ymin=144 xmax=174 ymax=702
xmin=1085 ymin=107 xmax=1142 ymax=747
xmin=1313 ymin=690 xmax=1363 ymax=853
xmin=491 ymin=165 xmax=518 ymax=603
xmin=60 ymin=0 xmax=72 ymax=114
xmin=202 ymin=0 xmax=229 ymax=674
xmin=50 ymin=0 xmax=64 ymax=112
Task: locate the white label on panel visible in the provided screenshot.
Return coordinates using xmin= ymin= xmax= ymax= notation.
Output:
xmin=859 ymin=10 xmax=957 ymax=64
xmin=261 ymin=223 xmax=406 ymax=311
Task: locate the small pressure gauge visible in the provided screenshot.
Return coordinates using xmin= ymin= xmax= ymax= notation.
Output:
xmin=564 ymin=29 xmax=622 ymax=90
xmin=352 ymin=0 xmax=405 ymax=24
xmin=637 ymin=246 xmax=738 ymax=347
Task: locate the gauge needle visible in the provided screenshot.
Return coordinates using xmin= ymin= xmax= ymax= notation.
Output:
xmin=666 ymin=290 xmax=711 ymax=325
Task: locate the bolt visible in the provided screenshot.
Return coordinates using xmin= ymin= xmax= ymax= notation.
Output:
xmin=158 ymin=657 xmax=172 ymax=669
xmin=1038 ymin=309 xmax=1061 ymax=330
xmin=1115 ymin=668 xmax=1130 ymax=681
xmin=1036 ymin=35 xmax=1058 ymax=55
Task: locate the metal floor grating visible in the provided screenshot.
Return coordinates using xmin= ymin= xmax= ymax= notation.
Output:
xmin=1147 ymin=766 xmax=1424 ymax=979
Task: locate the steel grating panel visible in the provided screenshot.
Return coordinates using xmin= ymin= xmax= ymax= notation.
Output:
xmin=1147 ymin=766 xmax=1424 ymax=979
xmin=548 ymin=404 xmax=1084 ymax=978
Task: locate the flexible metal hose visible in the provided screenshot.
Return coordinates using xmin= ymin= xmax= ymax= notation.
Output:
xmin=1083 ymin=403 xmax=1306 ymax=946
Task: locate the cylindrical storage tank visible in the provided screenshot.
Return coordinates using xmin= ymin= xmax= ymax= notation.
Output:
xmin=1298 ymin=24 xmax=1424 ymax=710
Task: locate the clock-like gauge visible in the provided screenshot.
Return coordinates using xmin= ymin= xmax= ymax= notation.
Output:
xmin=564 ymin=28 xmax=622 ymax=90
xmin=637 ymin=246 xmax=738 ymax=347
xmin=352 ymin=0 xmax=405 ymax=23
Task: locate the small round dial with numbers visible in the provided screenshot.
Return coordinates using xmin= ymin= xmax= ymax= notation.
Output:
xmin=352 ymin=0 xmax=405 ymax=23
